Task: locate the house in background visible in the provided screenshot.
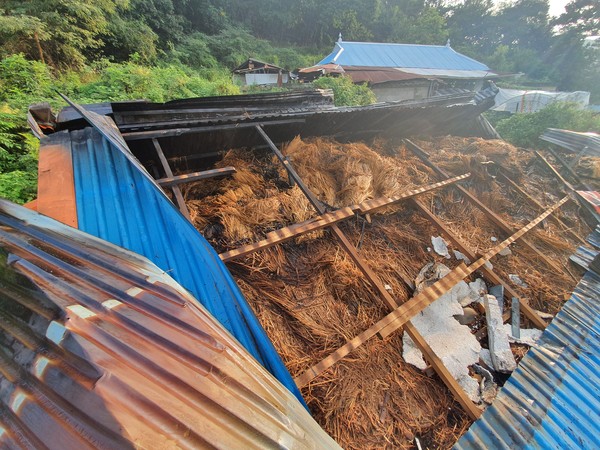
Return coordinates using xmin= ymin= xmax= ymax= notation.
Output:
xmin=300 ymin=37 xmax=500 ymax=102
xmin=233 ymin=58 xmax=290 ymax=86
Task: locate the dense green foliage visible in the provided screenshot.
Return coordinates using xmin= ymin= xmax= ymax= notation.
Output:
xmin=313 ymin=76 xmax=376 ymax=107
xmin=0 ymin=0 xmax=598 ymax=203
xmin=496 ymin=103 xmax=600 ymax=148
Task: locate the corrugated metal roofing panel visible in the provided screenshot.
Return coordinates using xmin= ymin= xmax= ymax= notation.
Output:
xmin=455 ymin=268 xmax=600 ymax=449
xmin=0 ymin=199 xmax=339 ymax=449
xmin=318 ymin=41 xmax=491 ymax=71
xmin=540 ymin=128 xmax=600 ymax=157
xmin=57 ymin=125 xmax=306 ymax=405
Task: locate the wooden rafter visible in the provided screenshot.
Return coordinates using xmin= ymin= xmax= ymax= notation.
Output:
xmin=220 ymin=174 xmax=470 ymax=262
xmin=295 ymin=197 xmax=567 ymax=391
xmin=404 ymin=139 xmax=568 ymax=276
xmin=156 ymin=167 xmax=236 ymax=187
xmin=152 ymin=138 xmax=191 ymax=220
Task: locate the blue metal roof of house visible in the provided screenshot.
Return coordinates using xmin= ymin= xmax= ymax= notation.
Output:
xmin=455 ymin=231 xmax=600 ymax=448
xmin=61 ymin=126 xmax=306 ymax=406
xmin=318 ymin=41 xmax=491 ymax=71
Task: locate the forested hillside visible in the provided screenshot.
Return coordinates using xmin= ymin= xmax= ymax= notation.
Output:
xmin=0 ymin=0 xmax=599 ymax=203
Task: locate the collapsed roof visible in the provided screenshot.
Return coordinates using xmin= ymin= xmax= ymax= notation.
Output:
xmin=13 ymin=89 xmax=600 ymax=448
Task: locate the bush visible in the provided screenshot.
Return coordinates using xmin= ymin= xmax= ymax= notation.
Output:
xmin=313 ymin=76 xmax=376 ymax=106
xmin=496 ymin=102 xmax=600 ymax=148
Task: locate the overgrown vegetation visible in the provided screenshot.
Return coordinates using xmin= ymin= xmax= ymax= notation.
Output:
xmin=496 ymin=102 xmax=600 ymax=148
xmin=0 ymin=0 xmax=598 ymax=203
xmin=313 ymin=76 xmax=376 ymax=107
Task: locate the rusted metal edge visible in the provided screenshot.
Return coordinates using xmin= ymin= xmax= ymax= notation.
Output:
xmin=157 ymin=167 xmax=237 ymax=187
xmin=295 ymin=197 xmax=567 ymax=389
xmin=220 ymin=173 xmax=470 ymax=262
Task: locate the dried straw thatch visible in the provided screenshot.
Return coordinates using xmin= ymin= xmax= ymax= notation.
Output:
xmin=182 ymin=135 xmax=589 ymax=449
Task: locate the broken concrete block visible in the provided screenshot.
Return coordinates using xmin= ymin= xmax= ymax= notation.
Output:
xmin=498 ymin=247 xmax=512 ymax=256
xmin=454 ymin=250 xmax=471 ymax=265
xmin=431 ymin=236 xmax=450 ymax=259
xmin=508 ymin=274 xmax=528 ymax=288
xmin=454 ymin=306 xmax=478 ymax=325
xmin=473 ymin=364 xmax=498 ymax=405
xmin=502 ymin=324 xmax=543 ymax=346
xmin=468 ymin=278 xmax=487 ymax=303
xmin=484 ymin=294 xmax=517 ymax=373
xmin=404 ymin=263 xmax=483 ymax=402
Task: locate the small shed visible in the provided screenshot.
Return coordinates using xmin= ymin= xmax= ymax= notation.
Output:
xmin=233 ymin=58 xmax=289 ymax=86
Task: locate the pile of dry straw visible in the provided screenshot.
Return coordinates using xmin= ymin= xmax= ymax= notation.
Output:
xmin=181 ymin=135 xmax=587 ymax=449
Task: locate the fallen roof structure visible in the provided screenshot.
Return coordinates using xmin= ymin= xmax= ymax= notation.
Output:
xmin=0 ymin=200 xmax=339 ymax=449
xmin=24 ymin=89 xmax=600 ymax=448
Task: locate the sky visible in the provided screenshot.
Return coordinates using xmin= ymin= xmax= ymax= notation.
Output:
xmin=493 ymin=0 xmax=569 ymax=17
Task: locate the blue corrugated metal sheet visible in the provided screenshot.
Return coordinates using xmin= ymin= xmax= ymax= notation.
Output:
xmin=455 ymin=270 xmax=600 ymax=448
xmin=318 ymin=41 xmax=490 ymax=71
xmin=63 ymin=126 xmax=306 ymax=405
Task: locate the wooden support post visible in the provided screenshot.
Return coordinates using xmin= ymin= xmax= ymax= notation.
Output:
xmin=497 ymin=171 xmax=586 ymax=245
xmin=295 ymin=197 xmax=567 ymax=389
xmin=156 ymin=166 xmax=236 ymax=187
xmin=220 ymin=174 xmax=470 ymax=262
xmin=404 ymin=139 xmax=567 ymax=275
xmin=412 ymin=199 xmax=547 ymax=330
xmin=152 ymin=138 xmax=191 ymax=220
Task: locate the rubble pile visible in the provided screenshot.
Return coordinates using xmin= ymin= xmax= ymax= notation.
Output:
xmin=181 ymin=135 xmax=587 ymax=449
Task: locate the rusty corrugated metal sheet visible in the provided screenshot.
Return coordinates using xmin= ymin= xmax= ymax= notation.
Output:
xmin=0 ymin=199 xmax=340 ymax=449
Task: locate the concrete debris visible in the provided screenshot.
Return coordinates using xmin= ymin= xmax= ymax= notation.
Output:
xmin=454 ymin=306 xmax=478 ymax=325
xmin=453 ymin=250 xmax=471 ymax=264
xmin=404 ymin=263 xmax=482 ymax=402
xmin=467 ymin=279 xmax=488 ymax=304
xmin=491 ymin=236 xmax=498 ymax=242
xmin=508 ymin=274 xmax=528 ymax=287
xmin=534 ymin=309 xmax=554 ymax=319
xmin=484 ymin=294 xmax=517 ymax=373
xmin=503 ymin=324 xmax=543 ymax=346
xmin=431 ymin=236 xmax=451 ymax=259
xmin=484 ymin=261 xmax=494 ymax=270
xmin=479 ymin=349 xmax=494 ymax=370
xmin=472 ymin=364 xmax=498 ymax=405
xmin=498 ymin=246 xmax=512 ymax=256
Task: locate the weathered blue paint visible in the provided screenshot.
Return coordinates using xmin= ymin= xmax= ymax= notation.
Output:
xmin=318 ymin=41 xmax=490 ymax=71
xmin=69 ymin=127 xmax=306 ymax=406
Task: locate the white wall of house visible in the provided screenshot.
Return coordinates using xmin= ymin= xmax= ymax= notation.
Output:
xmin=372 ymin=82 xmax=431 ymax=102
xmin=243 ymin=73 xmax=289 ymax=86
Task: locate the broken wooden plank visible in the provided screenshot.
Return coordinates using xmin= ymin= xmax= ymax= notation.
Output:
xmin=412 ymin=198 xmax=547 ymax=330
xmin=404 ymin=139 xmax=567 ymax=275
xmin=295 ymin=197 xmax=567 ymax=387
xmin=220 ymin=174 xmax=470 ymax=262
xmin=545 ymin=146 xmax=587 ymax=187
xmin=152 ymin=138 xmax=190 ymax=220
xmin=156 ymin=167 xmax=236 ymax=187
